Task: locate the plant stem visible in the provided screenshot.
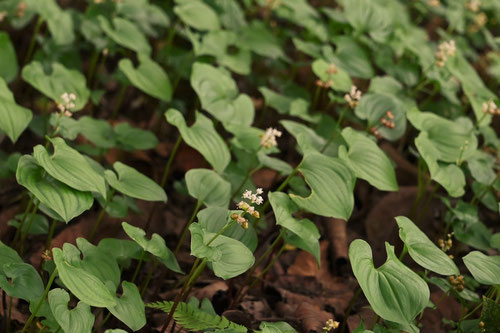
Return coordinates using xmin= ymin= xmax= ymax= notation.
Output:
xmin=174 ymin=200 xmax=202 ymax=255
xmin=259 ymin=163 xmax=301 ymax=216
xmin=45 ymin=219 xmax=57 ymax=249
xmin=140 ymin=258 xmax=158 ymax=296
xmin=12 ymin=196 xmax=34 ymax=248
xmin=340 ymin=288 xmax=362 ymax=333
xmin=92 ymin=311 xmax=111 ymax=333
xmin=231 ymin=166 xmax=261 ymax=201
xmin=19 ymin=200 xmax=41 ymax=255
xmin=24 ymin=16 xmax=43 ymax=65
xmin=88 ymin=190 xmax=115 ymax=243
xmin=87 ymin=50 xmax=100 ymax=84
xmin=21 ymin=268 xmax=58 ymax=333
xmin=111 ymin=85 xmax=128 ymax=120
xmin=131 ymin=250 xmax=147 ymax=283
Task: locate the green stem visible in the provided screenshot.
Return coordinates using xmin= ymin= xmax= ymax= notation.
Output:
xmin=19 ymin=200 xmax=41 ymax=255
xmin=260 ymin=163 xmax=301 ymax=215
xmin=398 ymin=244 xmax=408 ymax=261
xmin=45 ymin=219 xmax=58 ymax=249
xmin=341 ymin=288 xmax=362 ymax=333
xmin=174 ymin=200 xmax=202 ymax=254
xmin=111 ymin=85 xmax=128 ymax=120
xmin=24 ymin=16 xmax=43 ymax=65
xmin=131 ymin=250 xmax=147 ymax=283
xmin=92 ymin=312 xmax=111 ymax=333
xmin=230 ymin=166 xmax=261 ymax=201
xmin=140 ymin=258 xmax=158 ymax=296
xmin=21 ymin=268 xmax=58 ymax=333
xmin=12 ymin=196 xmax=34 ymax=248
xmin=87 ymin=50 xmax=100 ymax=84
xmin=88 ymin=190 xmax=115 ymax=243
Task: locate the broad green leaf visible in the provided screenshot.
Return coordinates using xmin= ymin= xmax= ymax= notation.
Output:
xmin=463 ymin=251 xmax=500 ymax=286
xmin=105 ymin=330 xmax=128 ymax=333
xmin=269 ymin=192 xmax=321 ymax=264
xmin=190 ymin=223 xmax=254 ymax=279
xmin=259 ymin=321 xmax=298 ymax=333
xmin=48 ymin=288 xmax=94 ymax=333
xmin=290 ymin=152 xmax=355 ymax=220
xmin=396 ymin=216 xmax=459 ymax=276
xmin=107 ymin=281 xmax=146 ymax=331
xmin=466 ymin=151 xmax=496 ymax=185
xmin=98 ymin=16 xmax=151 ymax=55
xmin=114 ymin=122 xmax=158 ymax=151
xmin=339 ymin=127 xmax=398 ymax=191
xmin=0 ymin=32 xmax=18 ymax=82
xmin=122 ymin=222 xmax=182 ymax=273
xmin=116 ymin=0 xmax=170 ymax=37
xmin=312 ymin=59 xmax=352 ymax=92
xmin=332 ymin=36 xmax=374 ymax=79
xmin=8 ymin=213 xmax=49 ymax=235
xmin=185 ymin=169 xmax=231 ymax=207
xmin=166 ymin=109 xmax=230 ymax=173
xmin=105 ymin=162 xmax=166 ymax=202
xmin=349 ymin=240 xmax=429 ymax=326
xmin=0 ymin=241 xmax=23 ymax=274
xmin=259 ymin=87 xmax=293 ymax=115
xmin=78 ymin=116 xmax=115 ymax=149
xmin=0 ymin=78 xmax=32 ymax=142
xmin=53 ymin=248 xmax=117 ymax=308
xmin=240 ymin=21 xmax=286 ymax=60
xmin=355 ymin=93 xmax=406 ymax=141
xmin=25 ymin=0 xmax=75 ymax=45
xmin=34 ymin=137 xmax=107 ymax=198
xmin=280 ymin=120 xmax=334 ymax=155
xmin=190 ymin=62 xmax=254 ymax=127
xmin=0 ymin=263 xmax=44 ymax=301
xmin=174 ymin=0 xmax=220 ymax=31
xmin=97 ymin=238 xmax=143 ymax=266
xmin=119 ymin=55 xmax=172 ymax=101
xmin=197 ymin=207 xmax=258 ymax=252
xmin=257 ymin=152 xmax=293 ymax=176
xmin=340 ymin=0 xmax=394 ymax=42
xmin=22 ymin=61 xmax=90 ymax=111
xmin=16 ymin=155 xmax=93 ymax=223
xmin=480 ymin=298 xmax=500 ymax=333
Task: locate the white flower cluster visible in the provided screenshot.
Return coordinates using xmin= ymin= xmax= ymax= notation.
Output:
xmin=233 ymin=188 xmax=264 ymax=228
xmin=322 ymin=318 xmax=339 ymax=332
xmin=427 ymin=0 xmax=440 ymax=7
xmin=467 ymin=0 xmax=480 ymax=12
xmin=344 ymin=85 xmax=362 ymax=109
xmin=260 ymin=127 xmax=282 ymax=149
xmin=57 ymin=92 xmax=76 ymax=117
xmin=482 ymin=100 xmax=500 ymax=115
xmin=435 ymin=40 xmax=456 ymax=67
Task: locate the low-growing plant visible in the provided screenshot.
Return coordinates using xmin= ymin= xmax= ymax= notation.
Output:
xmin=0 ymin=0 xmax=499 ymax=332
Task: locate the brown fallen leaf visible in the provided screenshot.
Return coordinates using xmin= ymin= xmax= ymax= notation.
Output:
xmin=295 ymin=302 xmax=335 ymax=332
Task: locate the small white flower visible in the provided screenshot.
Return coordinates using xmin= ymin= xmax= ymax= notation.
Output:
xmin=260 ymin=127 xmax=282 ymax=149
xmin=256 ymin=188 xmax=263 ymax=195
xmin=435 ymin=40 xmax=456 ymax=67
xmin=344 ymin=85 xmax=362 ymax=109
xmin=467 ymin=0 xmax=480 ymax=12
xmin=0 ymin=11 xmax=7 ymax=22
xmin=482 ymin=100 xmax=499 ymax=115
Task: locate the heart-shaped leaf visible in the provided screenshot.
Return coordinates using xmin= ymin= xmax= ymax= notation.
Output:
xmin=174 ymin=0 xmax=220 ymax=31
xmin=290 ymin=152 xmax=355 ymax=220
xmin=190 ymin=223 xmax=254 ymax=279
xmin=122 ymin=222 xmax=182 ymax=273
xmin=48 ymin=288 xmax=95 ymax=333
xmin=185 ymin=169 xmax=232 ymax=207
xmin=269 ymin=192 xmax=320 ymax=265
xmin=166 ymin=109 xmax=230 ymax=173
xmin=114 ymin=122 xmax=158 ymax=151
xmin=119 ymin=55 xmax=172 ymax=101
xmin=0 ymin=32 xmax=18 ymax=82
xmin=105 ymin=162 xmax=166 ymax=202
xmin=34 ymin=137 xmax=107 ymax=198
xmin=53 ymin=247 xmax=117 ymax=308
xmin=0 ymin=263 xmax=44 ymax=302
xmin=396 ymin=216 xmax=459 ymax=276
xmin=0 ymin=241 xmax=23 ymax=274
xmin=98 ymin=16 xmax=151 ymax=55
xmin=107 ymin=281 xmax=146 ymax=331
xmin=349 ymin=239 xmax=429 ymax=326
xmin=16 ymin=155 xmax=93 ymax=223
xmin=0 ymin=78 xmax=32 ymax=143
xmin=463 ymin=251 xmax=500 ymax=286
xmin=22 ymin=61 xmax=90 ymax=111
xmin=340 ymin=127 xmax=398 ymax=191
xmin=78 ymin=116 xmax=116 ymax=149
xmin=312 ymin=58 xmax=352 ymax=92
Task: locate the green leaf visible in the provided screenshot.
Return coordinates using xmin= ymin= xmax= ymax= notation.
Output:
xmin=16 ymin=155 xmax=93 ymax=223
xmin=185 ymin=169 xmax=231 ymax=207
xmin=78 ymin=116 xmax=115 ymax=149
xmin=463 ymin=251 xmax=500 ymax=286
xmin=259 ymin=321 xmax=298 ymax=333
xmin=312 ymin=59 xmax=352 ymax=92
xmin=22 ymin=61 xmax=90 ymax=111
xmin=290 ymin=152 xmax=355 ymax=220
xmin=53 ymin=247 xmax=117 ymax=308
xmin=105 ymin=162 xmax=166 ymax=202
xmin=0 ymin=241 xmax=23 ymax=275
xmin=107 ymin=281 xmax=146 ymax=331
xmin=48 ymin=288 xmax=95 ymax=333
xmin=174 ymin=0 xmax=220 ymax=31
xmin=240 ymin=21 xmax=286 ymax=60
xmin=34 ymin=137 xmax=107 ymax=198
xmin=119 ymin=55 xmax=172 ymax=101
xmin=340 ymin=0 xmax=394 ymax=42
xmin=0 ymin=263 xmax=44 ymax=302
xmin=97 ymin=238 xmax=143 ymax=266
xmin=166 ymin=109 xmax=230 ymax=173
xmin=25 ymin=0 xmax=75 ymax=45
xmin=339 ymin=127 xmax=398 ymax=191
xmin=148 ymin=301 xmax=246 ymax=332
xmin=197 ymin=207 xmax=258 ymax=252
xmin=269 ymin=192 xmax=320 ymax=265
xmin=0 ymin=32 xmax=18 ymax=82
xmin=122 ymin=222 xmax=182 ymax=273
xmin=114 ymin=122 xmax=158 ymax=151
xmin=0 ymin=78 xmax=32 ymax=142
xmin=190 ymin=62 xmax=254 ymax=127
xmin=396 ymin=216 xmax=459 ymax=276
xmin=98 ymin=16 xmax=151 ymax=55
xmin=190 ymin=223 xmax=254 ymax=279
xmin=355 ymin=93 xmax=406 ymax=141
xmin=480 ymin=298 xmax=500 ymax=333
xmin=349 ymin=240 xmax=429 ymax=326
xmin=8 ymin=213 xmax=49 ymax=235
